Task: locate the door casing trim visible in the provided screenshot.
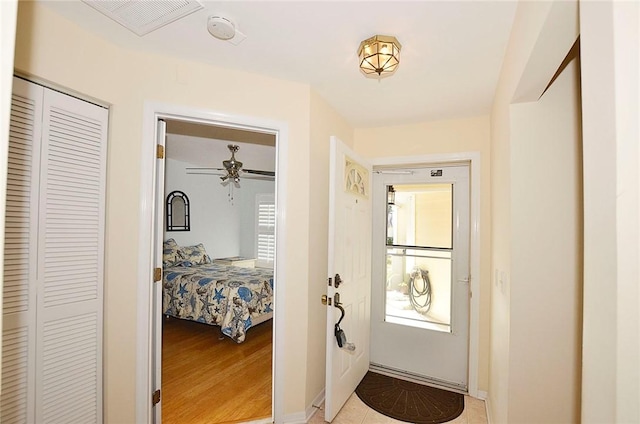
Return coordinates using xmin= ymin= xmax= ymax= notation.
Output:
xmin=136 ymin=101 xmax=288 ymax=423
xmin=370 ymin=152 xmax=481 ymax=397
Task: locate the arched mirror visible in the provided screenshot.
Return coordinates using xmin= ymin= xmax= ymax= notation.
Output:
xmin=166 ymin=190 xmax=190 ymax=231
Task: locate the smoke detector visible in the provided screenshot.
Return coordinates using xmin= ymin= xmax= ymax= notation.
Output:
xmin=207 ymin=16 xmax=236 ymax=40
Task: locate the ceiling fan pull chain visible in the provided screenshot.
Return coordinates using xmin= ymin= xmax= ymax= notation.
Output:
xmin=228 ymin=183 xmax=234 ymax=204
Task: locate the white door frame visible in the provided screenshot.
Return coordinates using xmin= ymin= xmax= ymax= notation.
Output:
xmin=370 ymin=152 xmax=481 ymax=398
xmin=136 ymin=101 xmax=288 ymax=423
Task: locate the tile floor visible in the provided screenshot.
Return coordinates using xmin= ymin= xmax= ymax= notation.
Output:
xmin=308 ymin=392 xmax=488 ymax=424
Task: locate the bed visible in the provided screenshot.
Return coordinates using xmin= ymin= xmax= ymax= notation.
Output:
xmin=162 ymin=240 xmax=274 ymax=343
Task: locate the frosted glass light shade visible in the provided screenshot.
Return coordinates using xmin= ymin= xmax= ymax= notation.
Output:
xmin=358 ymin=35 xmax=402 ymax=78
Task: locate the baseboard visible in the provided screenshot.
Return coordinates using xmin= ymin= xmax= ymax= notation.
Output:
xmin=306 ymin=389 xmax=325 ymax=421
xmin=283 ymin=389 xmax=325 ymax=424
xmin=281 ymin=412 xmax=306 ymax=424
xmin=469 ymin=390 xmax=490 ymax=423
xmin=483 ymin=394 xmax=493 ymax=424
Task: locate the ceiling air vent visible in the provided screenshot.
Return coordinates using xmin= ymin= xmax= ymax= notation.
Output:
xmin=82 ymin=0 xmax=203 ymax=36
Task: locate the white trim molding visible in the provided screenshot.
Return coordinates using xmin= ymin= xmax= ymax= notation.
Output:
xmin=370 ymin=152 xmax=482 ymax=398
xmin=137 ymin=101 xmax=288 ymax=423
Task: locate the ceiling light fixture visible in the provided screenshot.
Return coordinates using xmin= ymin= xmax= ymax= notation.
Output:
xmin=358 ymin=35 xmax=402 ymax=78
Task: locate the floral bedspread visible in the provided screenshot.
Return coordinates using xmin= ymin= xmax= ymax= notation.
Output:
xmin=162 ymin=263 xmax=274 ymax=343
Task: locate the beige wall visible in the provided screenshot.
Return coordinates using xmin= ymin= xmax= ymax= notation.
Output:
xmin=489 ymin=1 xmax=581 ymax=422
xmin=353 ymin=115 xmax=492 ymax=393
xmin=508 ymin=58 xmax=582 ymax=423
xmin=580 ymin=2 xmax=640 ymax=422
xmin=489 ymin=3 xmax=550 ymax=422
xmin=306 ymin=91 xmax=354 ymax=409
xmin=14 ymin=2 xmax=321 ymax=421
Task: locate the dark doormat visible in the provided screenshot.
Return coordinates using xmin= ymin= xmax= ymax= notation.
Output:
xmin=355 ymin=371 xmax=465 ymax=424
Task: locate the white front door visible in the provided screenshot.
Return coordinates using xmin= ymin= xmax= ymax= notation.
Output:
xmin=324 ymin=137 xmax=372 ymax=422
xmin=370 ymin=165 xmax=470 ymax=391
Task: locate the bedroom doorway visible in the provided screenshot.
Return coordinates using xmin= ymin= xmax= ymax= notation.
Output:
xmin=160 ymin=120 xmax=276 ymax=423
xmin=141 ymin=106 xmax=287 ymax=424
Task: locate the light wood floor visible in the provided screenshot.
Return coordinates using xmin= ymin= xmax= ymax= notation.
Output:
xmin=162 ymin=317 xmax=272 ymax=424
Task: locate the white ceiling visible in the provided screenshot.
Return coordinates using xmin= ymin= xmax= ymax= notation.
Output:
xmin=166 ymin=133 xmax=276 ymax=171
xmin=40 ymin=1 xmax=517 ymax=128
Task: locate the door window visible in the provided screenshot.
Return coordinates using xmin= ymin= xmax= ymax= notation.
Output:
xmin=385 ymin=184 xmax=453 ymax=332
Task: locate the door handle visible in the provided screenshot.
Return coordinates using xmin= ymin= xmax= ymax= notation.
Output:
xmin=332 ymin=292 xmax=355 ymax=351
xmin=334 ymin=293 xmax=345 ymax=326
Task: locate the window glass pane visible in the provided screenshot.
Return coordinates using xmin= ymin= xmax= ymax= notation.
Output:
xmin=384 ymin=182 xmax=453 ymax=333
xmin=385 ymin=247 xmax=452 ymax=332
xmin=386 ymin=184 xmax=452 ymax=249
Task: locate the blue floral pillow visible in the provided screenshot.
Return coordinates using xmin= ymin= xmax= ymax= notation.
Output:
xmin=163 ymin=239 xmax=184 ymax=268
xmin=179 ymin=243 xmax=212 ymax=266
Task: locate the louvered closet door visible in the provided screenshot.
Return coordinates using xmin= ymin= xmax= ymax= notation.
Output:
xmin=35 ymin=88 xmax=107 ymax=423
xmin=2 ymin=78 xmax=107 ymax=424
xmin=1 ymin=78 xmax=42 ymax=424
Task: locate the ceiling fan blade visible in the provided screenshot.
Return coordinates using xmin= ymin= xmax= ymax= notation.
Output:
xmin=244 ymin=168 xmax=275 ymax=177
xmin=241 ymin=174 xmax=275 ymax=181
xmin=185 ymin=168 xmax=274 ymax=180
xmin=185 ymin=167 xmax=225 ymax=175
xmin=186 ymin=167 xmax=225 ymax=171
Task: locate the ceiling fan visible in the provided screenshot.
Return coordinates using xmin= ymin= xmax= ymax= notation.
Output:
xmin=185 ymin=144 xmax=275 ymax=182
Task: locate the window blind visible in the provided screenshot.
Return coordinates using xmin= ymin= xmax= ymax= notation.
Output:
xmin=255 ymin=194 xmax=275 ymax=268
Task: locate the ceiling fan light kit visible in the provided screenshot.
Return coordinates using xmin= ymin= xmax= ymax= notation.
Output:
xmin=220 ymin=144 xmax=242 ymax=183
xmin=358 ymin=34 xmax=402 ymax=78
